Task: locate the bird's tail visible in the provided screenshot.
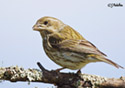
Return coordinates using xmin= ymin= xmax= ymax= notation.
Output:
xmin=98 ymin=57 xmax=124 ymax=69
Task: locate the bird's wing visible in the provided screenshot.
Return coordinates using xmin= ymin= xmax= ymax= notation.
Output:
xmin=49 ymin=39 xmax=124 ymax=69
xmin=50 ymin=39 xmax=107 ymax=57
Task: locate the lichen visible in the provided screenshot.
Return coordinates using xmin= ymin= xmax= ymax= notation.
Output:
xmin=26 ymin=69 xmax=43 ymax=81
xmin=81 ymin=74 xmax=107 ymax=88
xmin=0 ymin=67 xmax=6 ymax=79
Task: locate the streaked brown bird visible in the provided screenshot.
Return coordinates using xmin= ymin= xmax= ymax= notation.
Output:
xmin=33 ymin=16 xmax=124 ymax=72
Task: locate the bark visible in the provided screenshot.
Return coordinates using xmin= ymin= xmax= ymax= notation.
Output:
xmin=0 ymin=62 xmax=125 ymax=88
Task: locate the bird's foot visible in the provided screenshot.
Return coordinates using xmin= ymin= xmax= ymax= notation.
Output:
xmin=52 ymin=67 xmax=65 ymax=72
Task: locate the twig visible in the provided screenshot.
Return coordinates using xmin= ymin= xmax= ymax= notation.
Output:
xmin=0 ymin=63 xmax=125 ymax=88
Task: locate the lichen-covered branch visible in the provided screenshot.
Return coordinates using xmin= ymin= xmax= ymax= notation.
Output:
xmin=0 ymin=66 xmax=43 ymax=82
xmin=0 ymin=63 xmax=125 ymax=88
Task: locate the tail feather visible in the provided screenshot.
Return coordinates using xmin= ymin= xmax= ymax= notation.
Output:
xmin=98 ymin=57 xmax=124 ymax=69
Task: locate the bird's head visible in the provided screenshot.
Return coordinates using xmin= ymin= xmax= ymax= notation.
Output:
xmin=33 ymin=16 xmax=65 ymax=37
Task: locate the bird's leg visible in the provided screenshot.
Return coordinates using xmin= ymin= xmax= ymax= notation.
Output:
xmin=53 ymin=67 xmax=65 ymax=72
xmin=76 ymin=69 xmax=81 ymax=74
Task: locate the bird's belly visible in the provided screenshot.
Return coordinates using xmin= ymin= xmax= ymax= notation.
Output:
xmin=46 ymin=50 xmax=97 ymax=70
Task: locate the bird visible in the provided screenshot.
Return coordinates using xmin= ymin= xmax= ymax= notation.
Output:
xmin=33 ymin=16 xmax=124 ymax=72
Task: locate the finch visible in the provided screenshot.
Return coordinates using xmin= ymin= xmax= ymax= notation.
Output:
xmin=33 ymin=16 xmax=124 ymax=71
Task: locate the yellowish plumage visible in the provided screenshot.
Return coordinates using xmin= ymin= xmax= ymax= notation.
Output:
xmin=33 ymin=16 xmax=124 ymax=70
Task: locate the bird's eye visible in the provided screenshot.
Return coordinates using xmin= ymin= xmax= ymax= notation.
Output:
xmin=43 ymin=21 xmax=48 ymax=25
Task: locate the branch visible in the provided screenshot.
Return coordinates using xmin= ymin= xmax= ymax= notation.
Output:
xmin=0 ymin=62 xmax=125 ymax=88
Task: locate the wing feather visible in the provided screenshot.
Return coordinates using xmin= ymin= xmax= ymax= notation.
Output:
xmin=49 ymin=39 xmax=124 ymax=69
xmin=50 ymin=39 xmax=107 ymax=57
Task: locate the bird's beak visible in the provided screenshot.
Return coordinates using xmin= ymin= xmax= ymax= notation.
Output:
xmin=33 ymin=24 xmax=45 ymax=31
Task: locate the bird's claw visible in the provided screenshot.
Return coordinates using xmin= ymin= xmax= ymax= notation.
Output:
xmin=51 ymin=67 xmax=65 ymax=72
